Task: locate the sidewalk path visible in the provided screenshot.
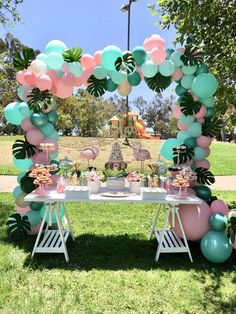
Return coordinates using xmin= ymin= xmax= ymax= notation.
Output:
xmin=0 ymin=175 xmax=236 ymax=193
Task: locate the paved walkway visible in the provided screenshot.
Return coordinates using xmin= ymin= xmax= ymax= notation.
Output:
xmin=0 ymin=175 xmax=235 ymax=193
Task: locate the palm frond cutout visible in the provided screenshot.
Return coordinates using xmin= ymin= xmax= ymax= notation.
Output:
xmin=6 ymin=213 xmax=31 ymax=240
xmin=173 ymin=146 xmax=194 ymax=165
xmin=179 ymin=93 xmax=202 ymax=116
xmin=181 ymin=46 xmax=203 ymax=66
xmin=13 ymin=47 xmax=36 ymax=71
xmin=202 ymin=117 xmax=223 ymax=138
xmin=62 ymin=47 xmax=83 ymax=63
xmin=145 ymin=72 xmax=171 ymax=93
xmin=115 ymin=52 xmax=136 ymax=75
xmin=12 ymin=138 xmax=37 ymax=159
xmin=195 ymin=167 xmax=215 ymax=185
xmin=27 ymin=88 xmax=52 ymax=113
xmin=87 ymin=75 xmax=107 ymax=97
xmin=20 ymin=172 xmax=36 ymax=194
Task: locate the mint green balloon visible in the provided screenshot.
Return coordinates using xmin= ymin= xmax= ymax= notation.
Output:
xmin=166 ymin=48 xmax=174 ymax=59
xmin=50 ymin=151 xmax=58 ymax=160
xmin=132 ymin=46 xmax=147 ymax=66
xmin=36 ymin=53 xmax=48 ymax=63
xmin=47 ymin=110 xmax=58 ymax=124
xmin=128 ymin=71 xmax=141 ymax=86
xmin=19 ymin=102 xmax=32 ymax=118
xmin=17 ymin=172 xmax=26 ymax=184
xmin=50 ymin=131 xmax=59 ymax=140
xmin=68 ymin=62 xmax=83 ymax=77
xmin=160 ymin=138 xmax=184 ymax=161
xmin=141 ymin=60 xmax=158 ymax=78
xmin=187 ymin=122 xmax=202 ymax=137
xmin=201 ymin=231 xmax=232 ymax=263
xmin=13 ymin=157 xmax=33 ymax=171
xmin=93 ymin=65 xmax=107 ymax=80
xmin=111 ymin=71 xmax=126 ymax=84
xmin=159 ymin=60 xmax=175 ymax=77
xmin=40 ymin=203 xmax=64 ymax=224
xmin=201 ymin=97 xmax=214 ymax=108
xmin=195 ymin=64 xmax=209 ymax=75
xmin=47 ymin=52 xmax=64 ymax=70
xmin=24 ymin=210 xmax=41 ymax=226
xmin=17 ymin=86 xmax=26 ymax=101
xmin=194 ymin=147 xmax=206 ymax=160
xmin=4 ymin=102 xmax=24 ymax=125
xmin=184 ymin=137 xmax=197 ymax=149
xmin=181 ymin=75 xmax=194 ymax=89
xmin=40 ymin=122 xmax=54 ymax=137
xmin=177 ymin=131 xmax=190 ymax=142
xmin=170 ymin=51 xmax=184 ymax=67
xmin=105 ymin=78 xmax=118 ymax=92
xmin=180 ymin=114 xmax=194 ymax=125
xmin=101 ymin=45 xmax=123 ymax=71
xmin=209 ymin=213 xmax=227 ymax=232
xmin=192 ymin=73 xmax=218 ymax=98
xmin=182 ymin=65 xmax=197 ymax=75
xmin=175 ymin=84 xmax=187 ymax=96
xmin=45 ymin=40 xmax=67 ymax=54
xmin=13 ymin=185 xmax=22 ymax=199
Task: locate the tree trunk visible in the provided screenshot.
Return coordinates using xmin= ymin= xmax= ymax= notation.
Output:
xmin=220 ymin=126 xmax=227 ymax=142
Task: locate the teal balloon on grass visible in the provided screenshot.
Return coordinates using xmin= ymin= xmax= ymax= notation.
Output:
xmin=181 ymin=75 xmax=194 ymax=89
xmin=159 ymin=60 xmax=175 ymax=76
xmin=24 ymin=210 xmax=41 ymax=226
xmin=160 ymin=138 xmax=184 ymax=161
xmin=40 ymin=122 xmax=55 ymax=137
xmin=209 ymin=213 xmax=227 ymax=232
xmin=132 ymin=46 xmax=147 ymax=66
xmin=191 ymin=73 xmax=218 ymax=98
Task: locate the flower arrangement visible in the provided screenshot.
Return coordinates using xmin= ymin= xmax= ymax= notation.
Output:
xmin=127 ymin=171 xmax=141 ymax=182
xmin=85 ymin=170 xmax=104 ymax=182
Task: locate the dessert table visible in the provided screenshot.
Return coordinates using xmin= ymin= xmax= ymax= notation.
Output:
xmin=25 ymin=189 xmax=202 ymax=263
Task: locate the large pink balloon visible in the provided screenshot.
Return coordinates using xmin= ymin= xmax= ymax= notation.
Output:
xmin=16 ymin=204 xmax=31 ymax=214
xmin=172 ymin=201 xmax=211 ymax=241
xmin=26 ymin=129 xmax=44 ymax=145
xmin=24 ymin=71 xmax=36 ymax=85
xmin=50 ymin=84 xmax=57 ymax=96
xmin=204 ymin=147 xmax=211 ymax=157
xmin=35 ymin=74 xmax=52 ymax=91
xmin=81 ymin=54 xmax=95 ymax=69
xmin=21 ymin=118 xmax=36 ymax=132
xmin=150 ymin=47 xmax=166 ymax=65
xmin=61 ymin=72 xmax=75 ymax=86
xmin=211 ymin=200 xmax=228 ymax=215
xmin=55 ymin=80 xmax=73 ymax=99
xmin=172 ymin=68 xmax=183 ymax=81
xmin=33 ymin=152 xmax=48 ymax=164
xmin=197 ymin=135 xmax=212 ymax=148
xmin=81 ymin=68 xmax=94 ymax=85
xmin=47 ymin=69 xmax=59 ymax=84
xmin=16 ymin=70 xmax=26 ymax=84
xmin=178 ymin=121 xmax=188 ymax=131
xmin=172 ymin=106 xmax=182 ymax=119
xmin=93 ymin=50 xmax=101 ymax=65
xmin=74 ymin=76 xmax=83 ymax=87
xmin=143 ymin=34 xmax=165 ymax=51
xmin=195 ymin=159 xmax=210 ymax=169
xmin=195 ymin=106 xmax=207 ymax=119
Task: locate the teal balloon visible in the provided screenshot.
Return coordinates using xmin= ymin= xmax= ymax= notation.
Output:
xmin=184 ymin=137 xmax=197 ymax=149
xmin=132 ymin=46 xmax=147 ymax=66
xmin=128 ymin=71 xmax=141 ymax=86
xmin=159 ymin=60 xmax=175 ymax=77
xmin=68 ymin=62 xmax=83 ymax=77
xmin=45 ymin=40 xmax=67 ymax=54
xmin=205 ymin=107 xmax=215 ymax=119
xmin=19 ymin=102 xmax=31 ymax=118
xmin=194 ymin=147 xmax=206 ymax=160
xmin=181 ymin=75 xmax=194 ymax=89
xmin=192 ymin=73 xmax=218 ymax=98
xmin=15 ymin=192 xmax=28 ymax=208
xmin=180 ymin=114 xmax=194 ymax=126
xmin=17 ymin=172 xmax=26 ymax=184
xmin=36 ymin=53 xmax=48 ymax=63
xmin=175 ymin=84 xmax=187 ymax=96
xmin=195 ymin=64 xmax=209 ymax=75
xmin=30 ymin=201 xmax=44 ymax=211
xmin=47 ymin=52 xmax=64 ymax=70
xmin=39 ymin=203 xmax=65 ymax=224
xmin=160 ymin=138 xmax=184 ymax=161
xmin=187 ymin=122 xmax=202 ymax=137
xmin=182 ymin=65 xmax=197 ymax=75
xmin=111 ymin=71 xmax=126 ymax=85
xmin=201 ymin=97 xmax=214 ymax=108
xmin=105 ymin=78 xmax=118 ymax=92
xmin=209 ymin=214 xmax=227 ymax=232
xmin=141 ymin=60 xmax=158 ymax=78
xmin=30 ymin=112 xmax=48 ymax=127
xmin=25 ymin=210 xmax=41 ymax=227
xmin=101 ymin=45 xmax=123 ymax=71
xmin=47 ymin=110 xmax=58 ymax=124
xmin=17 ymin=86 xmax=26 ymax=101
xmin=4 ymin=102 xmax=24 ymax=125
xmin=170 ymin=51 xmax=184 ymax=67
xmin=50 ymin=131 xmax=60 ymax=140
xmin=93 ymin=65 xmax=107 ymax=80
xmin=50 ymin=151 xmax=58 ymax=160
xmin=194 ymin=185 xmax=212 ymax=201
xmin=13 ymin=185 xmax=22 ymax=199
xmin=165 ymin=48 xmax=174 ymax=59
xmin=177 ymin=131 xmax=190 ymax=142
xmin=13 ymin=157 xmax=33 ymax=171
xmin=40 ymin=122 xmax=55 ymax=137
xmin=201 ymin=231 xmax=232 ymax=263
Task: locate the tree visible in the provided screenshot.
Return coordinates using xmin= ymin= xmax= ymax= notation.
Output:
xmin=0 ymin=0 xmax=24 ymax=27
xmin=148 ymin=1 xmax=236 ymax=120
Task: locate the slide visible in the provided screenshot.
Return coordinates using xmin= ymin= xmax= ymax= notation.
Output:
xmin=134 ymin=120 xmax=157 ymax=139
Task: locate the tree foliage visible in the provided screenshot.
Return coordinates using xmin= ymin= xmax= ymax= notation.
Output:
xmin=0 ymin=0 xmax=24 ymax=27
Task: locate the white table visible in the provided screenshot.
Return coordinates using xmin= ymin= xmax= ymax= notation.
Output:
xmin=25 ymin=189 xmax=202 ymax=262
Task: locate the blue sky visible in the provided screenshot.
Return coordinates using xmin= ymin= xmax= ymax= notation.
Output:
xmin=0 ymin=0 xmax=178 ymax=101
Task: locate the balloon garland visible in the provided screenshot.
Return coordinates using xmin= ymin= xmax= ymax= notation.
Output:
xmin=4 ymin=35 xmax=233 ymax=262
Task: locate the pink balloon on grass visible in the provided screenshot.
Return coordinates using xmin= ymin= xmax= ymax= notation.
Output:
xmin=21 ymin=118 xmax=36 ymax=132
xmin=172 ymin=106 xmax=182 ymax=119
xmin=93 ymin=50 xmax=102 ymax=65
xmin=195 ymin=159 xmax=210 ymax=169
xmin=211 ymin=200 xmax=228 ymax=215
xmin=197 ymin=135 xmax=212 ymax=148
xmin=81 ymin=54 xmax=95 ymax=69
xmin=24 ymin=71 xmax=36 ymax=85
xmin=16 ymin=70 xmax=26 ymax=84
xmin=172 ymin=68 xmax=183 ymax=81
xmin=150 ymin=47 xmax=166 ymax=65
xmin=35 ymin=74 xmax=52 ymax=91
xmin=177 ymin=121 xmax=188 ymax=131
xmin=26 ymin=129 xmax=44 ymax=146
xmin=16 ymin=204 xmax=31 ymax=214
xmin=195 ymin=106 xmax=207 ymax=119
xmin=61 ymin=72 xmax=75 ymax=86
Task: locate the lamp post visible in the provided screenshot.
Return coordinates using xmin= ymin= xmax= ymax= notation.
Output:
xmin=120 ymin=0 xmax=138 ymax=145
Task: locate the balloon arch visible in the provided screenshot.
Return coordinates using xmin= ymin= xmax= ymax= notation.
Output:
xmin=4 ymin=34 xmax=233 ymax=262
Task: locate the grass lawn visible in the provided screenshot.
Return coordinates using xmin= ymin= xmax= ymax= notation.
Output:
xmin=0 ymin=191 xmax=235 ymax=313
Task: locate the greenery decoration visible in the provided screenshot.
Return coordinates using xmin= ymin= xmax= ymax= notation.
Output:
xmin=144 ymin=72 xmax=171 ymax=93
xmin=62 ymin=47 xmax=83 ymax=63
xmin=20 ymin=172 xmax=36 ymax=194
xmin=202 ymin=117 xmax=223 ymax=137
xmin=181 ymin=46 xmax=203 ymax=66
xmin=227 ymin=211 xmax=236 ymax=244
xmin=27 ymin=88 xmax=52 ymax=113
xmin=195 ymin=167 xmax=215 ymax=185
xmin=6 ymin=213 xmax=31 ymax=240
xmin=12 ymin=137 xmax=37 ymax=159
xmin=179 ymin=93 xmax=202 ymax=116
xmin=87 ymin=75 xmax=107 ymax=97
xmin=115 ymin=52 xmax=136 ymax=75
xmin=173 ymin=145 xmax=194 ymax=165
xmin=13 ymin=46 xmax=36 ymax=71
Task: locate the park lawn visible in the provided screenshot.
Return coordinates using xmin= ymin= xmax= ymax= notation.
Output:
xmin=0 ymin=191 xmax=235 ymax=314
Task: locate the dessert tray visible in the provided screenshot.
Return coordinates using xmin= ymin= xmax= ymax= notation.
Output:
xmin=101 ymin=192 xmax=130 ymax=198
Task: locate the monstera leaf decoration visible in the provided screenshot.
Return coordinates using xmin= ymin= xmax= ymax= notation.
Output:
xmin=6 ymin=213 xmax=31 ymax=240
xmin=20 ymin=172 xmax=36 ymax=194
xmin=173 ymin=146 xmax=194 ymax=165
xmin=62 ymin=47 xmax=83 ymax=63
xmin=27 ymin=88 xmax=52 ymax=113
xmin=181 ymin=46 xmax=203 ymax=66
xmin=145 ymin=72 xmax=171 ymax=93
xmin=12 ymin=138 xmax=37 ymax=159
xmin=87 ymin=75 xmax=107 ymax=97
xmin=195 ymin=167 xmax=215 ymax=185
xmin=13 ymin=47 xmax=36 ymax=71
xmin=202 ymin=117 xmax=223 ymax=138
xmin=115 ymin=52 xmax=136 ymax=75
xmin=179 ymin=93 xmax=202 ymax=116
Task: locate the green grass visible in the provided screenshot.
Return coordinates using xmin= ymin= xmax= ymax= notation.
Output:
xmin=0 ymin=191 xmax=235 ymax=314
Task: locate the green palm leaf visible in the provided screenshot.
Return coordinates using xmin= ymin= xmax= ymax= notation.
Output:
xmin=173 ymin=146 xmax=194 ymax=165
xmin=195 ymin=167 xmax=215 ymax=185
xmin=115 ymin=52 xmax=136 ymax=75
xmin=87 ymin=75 xmax=107 ymax=97
xmin=12 ymin=138 xmax=37 ymax=159
xmin=6 ymin=213 xmax=31 ymax=240
xmin=13 ymin=47 xmax=36 ymax=71
xmin=62 ymin=47 xmax=83 ymax=63
xmin=179 ymin=93 xmax=202 ymax=116
xmin=20 ymin=172 xmax=36 ymax=194
xmin=145 ymin=72 xmax=171 ymax=93
xmin=181 ymin=46 xmax=203 ymax=66
xmin=27 ymin=88 xmax=52 ymax=113
xmin=202 ymin=117 xmax=223 ymax=137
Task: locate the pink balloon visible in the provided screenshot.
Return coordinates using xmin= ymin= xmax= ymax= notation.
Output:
xmin=33 ymin=152 xmax=48 ymax=164
xmin=195 ymin=159 xmax=210 ymax=169
xmin=50 ymin=84 xmax=57 ymax=96
xmin=197 ymin=135 xmax=212 ymax=148
xmin=61 ymin=72 xmax=75 ymax=86
xmin=47 ymin=69 xmax=59 ymax=84
xmin=26 ymin=129 xmax=44 ymax=146
xmin=211 ymin=200 xmax=228 ymax=215
xmin=140 ymin=73 xmax=144 ymax=80
xmin=93 ymin=50 xmax=101 ymax=65
xmin=74 ymin=76 xmax=83 ymax=87
xmin=143 ymin=34 xmax=165 ymax=51
xmin=35 ymin=74 xmax=52 ymax=91
xmin=81 ymin=68 xmax=94 ymax=84
xmin=55 ymin=80 xmax=73 ymax=99
xmin=172 ymin=201 xmax=211 ymax=241
xmin=150 ymin=47 xmax=166 ymax=65
xmin=204 ymin=147 xmax=211 ymax=157
xmin=16 ymin=70 xmax=26 ymax=84
xmin=21 ymin=118 xmax=36 ymax=132
xmin=16 ymin=204 xmax=31 ymax=214
xmin=62 ymin=62 xmax=68 ymax=73
xmin=177 ymin=47 xmax=185 ymax=53
xmin=178 ymin=121 xmax=188 ymax=131
xmin=42 ymin=138 xmax=59 ymax=153
xmin=172 ymin=106 xmax=182 ymax=119
xmin=195 ymin=106 xmax=207 ymax=119
xmin=197 ymin=118 xmax=205 ymax=124
xmin=28 ymin=222 xmax=42 ymax=235
xmin=81 ymin=54 xmax=95 ymax=69
xmin=24 ymin=71 xmax=36 ymax=85
xmin=172 ymin=67 xmax=183 ymax=81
